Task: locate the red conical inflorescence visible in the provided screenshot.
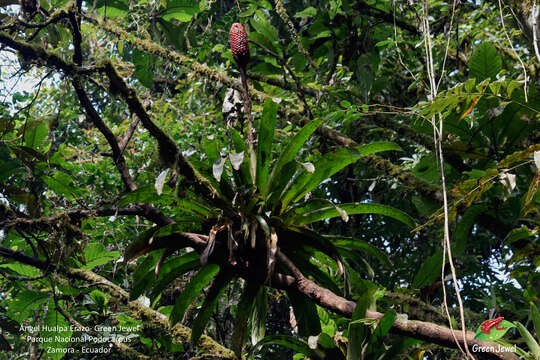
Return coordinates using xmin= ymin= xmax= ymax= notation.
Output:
xmin=229 ymin=23 xmax=250 ymax=69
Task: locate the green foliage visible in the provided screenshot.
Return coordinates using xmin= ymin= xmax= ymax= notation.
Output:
xmin=469 ymin=42 xmax=502 ymax=81
xmin=1 ymin=0 xmax=540 ymax=359
xmin=169 ymin=264 xmax=220 ymax=326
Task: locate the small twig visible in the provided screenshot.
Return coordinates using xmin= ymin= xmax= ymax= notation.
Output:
xmin=16 ymin=229 xmax=38 ymax=258
xmin=13 ymin=69 xmax=53 ymax=116
xmin=249 ymin=39 xmax=312 ymax=118
xmin=119 ymin=116 xmax=140 ymax=156
xmin=531 ymin=3 xmax=540 ymax=65
xmin=498 ymin=0 xmax=528 ymax=102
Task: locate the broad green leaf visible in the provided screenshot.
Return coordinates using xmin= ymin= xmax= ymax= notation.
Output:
xmin=249 ymin=17 xmax=279 ymax=47
xmin=89 ymin=290 xmax=108 ymax=309
xmin=295 ymin=7 xmax=317 ymax=18
xmin=161 ymin=0 xmax=200 ymax=22
xmin=119 ymin=185 xmax=174 ymax=206
xmin=42 ymin=172 xmax=79 ymax=200
xmin=287 ymin=290 xmax=321 ymax=337
xmin=250 ymin=286 xmax=268 ymax=346
xmin=42 ymin=300 xmax=72 ymax=360
xmin=453 ymin=205 xmax=487 ymax=257
xmin=411 ymin=195 xmax=440 ymax=217
xmin=475 ymin=319 xmax=516 ymax=341
xmin=96 ymin=0 xmax=128 ymax=17
xmin=6 ymin=291 xmax=48 ymax=322
xmin=268 ymin=161 xmax=299 ymax=210
xmin=169 ymin=264 xmax=220 ymax=326
xmin=233 ymin=282 xmax=260 ymax=357
xmin=352 ymin=290 xmax=379 ymax=321
xmin=254 ymin=335 xmax=325 ymax=359
xmin=83 ymin=243 xmax=120 ymax=270
xmin=157 ymin=18 xmax=185 ymax=50
xmin=177 ymin=198 xmax=215 ymax=217
xmin=132 ymin=251 xmax=161 ymax=288
xmin=371 ymin=310 xmax=397 ymax=344
xmin=202 ymin=136 xmax=220 ymax=164
xmin=469 ymin=42 xmax=501 ymax=81
xmin=24 ymin=120 xmax=48 ymax=150
xmin=412 ymin=250 xmax=442 ymax=289
xmin=257 ymin=99 xmax=278 ymax=196
xmin=286 ymin=202 xmax=415 ymax=228
xmin=0 ymin=263 xmax=40 ymax=277
xmin=286 ymin=251 xmax=341 ymax=294
xmin=191 ymin=271 xmax=232 ymax=346
xmin=269 ymin=118 xmax=324 ymax=192
xmin=133 ymin=50 xmax=153 ymax=88
xmin=281 ymin=148 xmax=363 ymax=210
xmin=347 ymin=320 xmax=367 ymax=360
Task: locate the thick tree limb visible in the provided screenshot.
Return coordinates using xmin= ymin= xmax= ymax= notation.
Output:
xmin=271 ymin=266 xmax=517 ymax=360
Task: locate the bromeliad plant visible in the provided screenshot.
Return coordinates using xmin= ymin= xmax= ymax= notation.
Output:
xmin=124 ymin=99 xmax=414 ymax=356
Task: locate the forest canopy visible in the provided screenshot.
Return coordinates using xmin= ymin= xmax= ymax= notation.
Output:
xmin=0 ymin=0 xmax=539 ymax=359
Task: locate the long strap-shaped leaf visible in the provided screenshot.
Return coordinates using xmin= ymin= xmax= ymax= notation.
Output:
xmin=149 ymin=253 xmax=200 ymax=301
xmin=328 ymin=235 xmax=392 ymax=267
xmin=191 ymin=270 xmax=233 ymax=346
xmin=286 ymin=202 xmax=415 ymax=228
xmin=287 ymin=290 xmax=322 ymax=337
xmin=256 ymin=99 xmax=278 ymax=196
xmin=267 ymin=118 xmax=324 ymax=193
xmin=232 ymin=281 xmax=261 ymax=357
xmin=130 ymin=251 xmax=200 ymax=301
xmin=280 ymin=141 xmax=402 ymax=211
xmin=249 ymin=285 xmax=268 ymax=346
xmin=252 ymin=335 xmax=325 ymax=359
xmin=280 ymin=147 xmax=362 ymax=211
xmin=169 ymin=263 xmax=220 ymax=326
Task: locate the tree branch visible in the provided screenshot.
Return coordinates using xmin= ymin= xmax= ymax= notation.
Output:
xmin=0 ymin=204 xmax=174 ymax=232
xmin=271 ymin=271 xmax=517 ymax=360
xmin=72 ymin=79 xmax=137 ymax=192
